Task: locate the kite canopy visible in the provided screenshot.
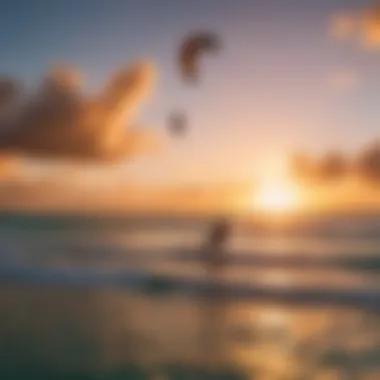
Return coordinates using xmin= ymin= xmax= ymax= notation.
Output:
xmin=168 ymin=31 xmax=221 ymax=138
xmin=179 ymin=32 xmax=220 ymax=83
xmin=168 ymin=111 xmax=187 ymax=137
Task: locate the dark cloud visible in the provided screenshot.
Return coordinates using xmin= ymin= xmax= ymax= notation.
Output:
xmin=290 ymin=142 xmax=380 ymax=185
xmin=0 ymin=61 xmax=160 ymax=163
xmin=0 ymin=78 xmax=21 ymax=107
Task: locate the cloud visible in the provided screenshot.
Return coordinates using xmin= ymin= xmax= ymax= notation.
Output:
xmin=0 ymin=154 xmax=18 ymax=179
xmin=330 ymin=12 xmax=357 ymax=40
xmin=355 ymin=141 xmax=380 ymax=183
xmin=318 ymin=151 xmax=348 ymax=181
xmin=330 ymin=3 xmax=380 ymax=49
xmin=361 ymin=3 xmax=380 ymax=48
xmin=290 ymin=141 xmax=380 ymax=185
xmin=0 ymin=61 xmax=160 ymax=163
xmin=290 ymin=152 xmax=317 ymax=182
xmin=290 ymin=151 xmax=348 ymax=184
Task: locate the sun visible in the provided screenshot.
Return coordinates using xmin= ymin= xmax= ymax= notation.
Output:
xmin=252 ymin=179 xmax=302 ymax=214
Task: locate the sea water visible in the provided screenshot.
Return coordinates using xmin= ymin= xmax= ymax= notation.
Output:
xmin=0 ymin=212 xmax=379 ymax=379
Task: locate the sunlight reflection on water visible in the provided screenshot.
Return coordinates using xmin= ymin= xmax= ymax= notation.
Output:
xmin=0 ymin=215 xmax=379 ymax=378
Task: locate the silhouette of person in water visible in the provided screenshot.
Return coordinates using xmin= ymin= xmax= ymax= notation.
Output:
xmin=200 ymin=217 xmax=232 ymax=368
xmin=205 ymin=217 xmax=231 ymax=270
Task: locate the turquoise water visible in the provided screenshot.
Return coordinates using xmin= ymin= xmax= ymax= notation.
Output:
xmin=0 ymin=213 xmax=379 ymax=379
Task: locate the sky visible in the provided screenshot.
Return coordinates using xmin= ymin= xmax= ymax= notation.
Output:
xmin=0 ymin=0 xmax=380 ymax=212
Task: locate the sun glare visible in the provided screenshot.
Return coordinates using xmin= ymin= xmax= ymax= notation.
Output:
xmin=253 ymin=180 xmax=302 ymax=214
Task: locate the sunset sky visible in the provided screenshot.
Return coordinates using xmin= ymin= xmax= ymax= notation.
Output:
xmin=0 ymin=0 xmax=380 ymax=213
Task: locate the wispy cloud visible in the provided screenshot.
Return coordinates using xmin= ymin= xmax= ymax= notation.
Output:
xmin=330 ymin=2 xmax=380 ymax=49
xmin=330 ymin=12 xmax=357 ymax=41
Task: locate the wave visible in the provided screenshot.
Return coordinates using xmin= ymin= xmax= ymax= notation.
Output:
xmin=0 ymin=264 xmax=379 ymax=310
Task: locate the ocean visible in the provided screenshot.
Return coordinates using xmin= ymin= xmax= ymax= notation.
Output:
xmin=0 ymin=212 xmax=379 ymax=379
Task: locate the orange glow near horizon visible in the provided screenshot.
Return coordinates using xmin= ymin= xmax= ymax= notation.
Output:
xmin=252 ymin=179 xmax=303 ymax=214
